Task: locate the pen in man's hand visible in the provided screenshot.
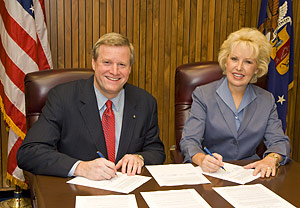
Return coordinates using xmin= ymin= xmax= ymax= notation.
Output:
xmin=96 ymin=151 xmax=117 ymax=176
xmin=97 ymin=151 xmax=105 ymax=158
xmin=204 ymin=147 xmax=226 ymax=171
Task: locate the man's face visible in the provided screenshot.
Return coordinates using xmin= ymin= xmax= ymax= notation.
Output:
xmin=92 ymin=45 xmax=131 ymax=99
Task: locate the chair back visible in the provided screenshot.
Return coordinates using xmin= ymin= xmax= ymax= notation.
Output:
xmin=173 ymin=61 xmax=268 ymax=162
xmin=24 ymin=68 xmax=94 ymax=130
xmin=175 ymin=61 xmax=223 ymax=150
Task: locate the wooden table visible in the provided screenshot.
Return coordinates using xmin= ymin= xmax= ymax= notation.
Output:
xmin=26 ymin=160 xmax=300 ymax=208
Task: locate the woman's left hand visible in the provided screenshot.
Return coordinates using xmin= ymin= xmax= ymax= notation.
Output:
xmin=243 ymin=156 xmax=278 ymax=178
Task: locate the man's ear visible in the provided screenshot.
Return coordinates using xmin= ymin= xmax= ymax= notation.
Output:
xmin=92 ymin=59 xmax=95 ymax=71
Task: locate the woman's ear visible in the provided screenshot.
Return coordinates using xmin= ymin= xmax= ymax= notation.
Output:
xmin=255 ymin=68 xmax=259 ymax=75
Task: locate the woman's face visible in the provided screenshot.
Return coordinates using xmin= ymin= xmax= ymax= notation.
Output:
xmin=225 ymin=43 xmax=258 ymax=92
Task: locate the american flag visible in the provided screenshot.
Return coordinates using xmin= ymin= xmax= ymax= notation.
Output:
xmin=0 ymin=0 xmax=52 ymax=188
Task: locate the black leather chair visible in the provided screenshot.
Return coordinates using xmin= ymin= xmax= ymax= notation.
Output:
xmin=170 ymin=61 xmax=267 ymax=163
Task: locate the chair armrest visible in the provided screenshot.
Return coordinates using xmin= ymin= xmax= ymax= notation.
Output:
xmin=170 ymin=145 xmax=184 ymax=164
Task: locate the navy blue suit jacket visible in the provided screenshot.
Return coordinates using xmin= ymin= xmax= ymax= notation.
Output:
xmin=17 ymin=76 xmax=165 ymax=177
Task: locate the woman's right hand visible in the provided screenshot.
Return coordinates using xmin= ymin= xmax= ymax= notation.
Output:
xmin=192 ymin=152 xmax=224 ymax=173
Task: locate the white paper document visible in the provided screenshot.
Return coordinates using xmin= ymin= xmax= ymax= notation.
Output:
xmin=196 ymin=162 xmax=260 ymax=184
xmin=75 ymin=194 xmax=138 ymax=208
xmin=213 ymin=184 xmax=296 ymax=208
xmin=146 ymin=163 xmax=211 ymax=186
xmin=141 ymin=189 xmax=212 ymax=208
xmin=67 ymin=172 xmax=151 ymax=194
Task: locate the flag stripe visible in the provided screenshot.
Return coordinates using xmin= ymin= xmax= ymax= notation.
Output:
xmin=0 ymin=36 xmax=25 ymax=92
xmin=0 ymin=0 xmax=39 ymax=65
xmin=7 ymin=136 xmax=23 ymax=174
xmin=4 ymin=0 xmax=36 ymax=40
xmin=34 ymin=0 xmax=53 ymax=69
xmin=38 ymin=0 xmax=47 ymax=19
xmin=36 ymin=37 xmax=51 ymax=70
xmin=0 ymin=13 xmax=39 ymax=75
xmin=7 ymin=129 xmax=24 ymax=182
xmin=0 ymin=83 xmax=26 ymax=134
xmin=0 ymin=61 xmax=25 ymax=116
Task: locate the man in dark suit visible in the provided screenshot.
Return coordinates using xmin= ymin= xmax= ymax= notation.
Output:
xmin=17 ymin=33 xmax=165 ymax=180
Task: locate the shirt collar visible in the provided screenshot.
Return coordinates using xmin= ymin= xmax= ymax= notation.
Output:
xmin=216 ymin=77 xmax=256 ymax=113
xmin=93 ymin=85 xmax=124 ymax=112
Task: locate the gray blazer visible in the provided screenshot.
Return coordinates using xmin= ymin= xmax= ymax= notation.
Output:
xmin=17 ymin=76 xmax=165 ymax=177
xmin=180 ymin=77 xmax=291 ymax=164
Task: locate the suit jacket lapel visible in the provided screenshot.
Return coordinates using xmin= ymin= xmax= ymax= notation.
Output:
xmin=214 ymin=78 xmax=238 ymax=138
xmin=79 ymin=76 xmax=108 ymax=157
xmin=216 ymin=95 xmax=238 ymax=138
xmin=238 ymin=99 xmax=257 ymax=136
xmin=116 ymin=84 xmax=137 ymax=161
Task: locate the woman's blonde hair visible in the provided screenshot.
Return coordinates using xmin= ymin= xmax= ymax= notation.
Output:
xmin=218 ymin=28 xmax=272 ymax=83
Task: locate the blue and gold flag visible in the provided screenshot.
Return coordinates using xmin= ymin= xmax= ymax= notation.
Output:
xmin=258 ymin=0 xmax=294 ymax=131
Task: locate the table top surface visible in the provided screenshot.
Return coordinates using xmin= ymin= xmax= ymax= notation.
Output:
xmin=29 ymin=160 xmax=300 ymax=208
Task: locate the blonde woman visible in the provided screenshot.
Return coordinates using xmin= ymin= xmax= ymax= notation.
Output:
xmin=180 ymin=28 xmax=291 ymax=178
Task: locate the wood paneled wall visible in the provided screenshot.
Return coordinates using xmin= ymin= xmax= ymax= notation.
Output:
xmin=42 ymin=0 xmax=300 ymax=163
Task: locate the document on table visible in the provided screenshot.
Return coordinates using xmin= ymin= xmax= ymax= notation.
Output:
xmin=146 ymin=163 xmax=210 ymax=186
xmin=213 ymin=184 xmax=296 ymax=208
xmin=196 ymin=162 xmax=260 ymax=184
xmin=67 ymin=172 xmax=151 ymax=194
xmin=141 ymin=189 xmax=212 ymax=208
xmin=75 ymin=195 xmax=138 ymax=208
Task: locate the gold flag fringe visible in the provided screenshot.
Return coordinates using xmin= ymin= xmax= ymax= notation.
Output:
xmin=0 ymin=96 xmax=26 ymax=140
xmin=0 ymin=96 xmax=28 ymax=189
xmin=7 ymin=173 xmax=28 ymax=190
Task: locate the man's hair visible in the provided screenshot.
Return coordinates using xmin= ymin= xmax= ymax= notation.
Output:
xmin=218 ymin=28 xmax=272 ymax=83
xmin=92 ymin=32 xmax=135 ymax=65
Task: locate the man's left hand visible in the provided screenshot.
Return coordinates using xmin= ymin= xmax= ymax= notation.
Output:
xmin=115 ymin=154 xmax=144 ymax=176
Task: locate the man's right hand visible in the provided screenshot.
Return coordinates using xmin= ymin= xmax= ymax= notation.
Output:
xmin=74 ymin=158 xmax=117 ymax=180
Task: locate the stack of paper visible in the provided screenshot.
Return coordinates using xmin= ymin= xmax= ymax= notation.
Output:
xmin=75 ymin=195 xmax=138 ymax=208
xmin=67 ymin=172 xmax=151 ymax=194
xmin=196 ymin=162 xmax=260 ymax=184
xmin=146 ymin=163 xmax=210 ymax=186
xmin=213 ymin=184 xmax=296 ymax=208
xmin=141 ymin=189 xmax=212 ymax=208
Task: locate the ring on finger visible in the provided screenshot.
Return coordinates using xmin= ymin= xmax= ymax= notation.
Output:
xmin=267 ymin=167 xmax=272 ymax=171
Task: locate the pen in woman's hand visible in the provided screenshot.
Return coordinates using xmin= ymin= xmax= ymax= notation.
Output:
xmin=204 ymin=147 xmax=226 ymax=171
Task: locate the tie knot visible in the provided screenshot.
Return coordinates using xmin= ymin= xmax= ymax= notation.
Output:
xmin=106 ymin=100 xmax=113 ymax=110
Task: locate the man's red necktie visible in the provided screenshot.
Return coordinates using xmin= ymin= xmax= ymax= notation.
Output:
xmin=102 ymin=100 xmax=115 ymax=163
